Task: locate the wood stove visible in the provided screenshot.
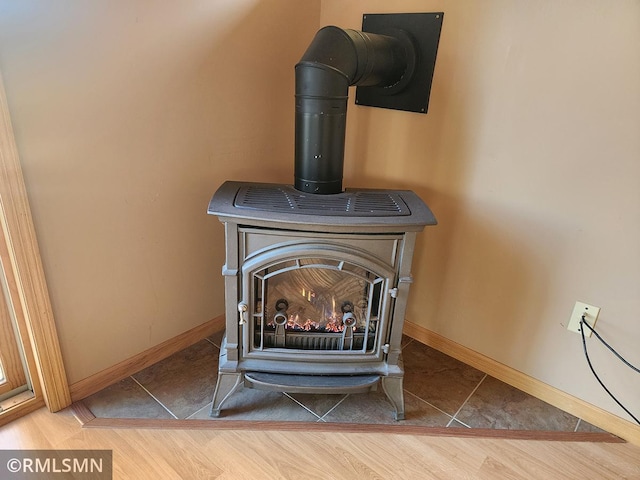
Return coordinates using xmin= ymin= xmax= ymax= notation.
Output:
xmin=207 ymin=182 xmax=435 ymax=419
xmin=207 ymin=13 xmax=442 ymax=420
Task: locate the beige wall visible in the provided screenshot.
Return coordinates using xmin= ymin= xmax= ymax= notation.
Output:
xmin=0 ymin=0 xmax=320 ymax=383
xmin=321 ymin=0 xmax=640 ymax=423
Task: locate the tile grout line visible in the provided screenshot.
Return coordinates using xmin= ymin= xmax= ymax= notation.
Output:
xmin=401 ymin=338 xmax=414 ymax=350
xmin=446 ymin=373 xmax=487 ymax=428
xmin=451 ymin=419 xmax=473 ymax=429
xmin=282 ymin=392 xmax=324 ymax=421
xmin=185 ymin=401 xmax=213 ymax=420
xmin=317 ymin=394 xmax=350 ymax=422
xmin=574 ymin=418 xmax=582 ymax=432
xmin=403 ymin=389 xmax=456 ymax=421
xmin=204 ymin=337 xmax=220 ymax=349
xmin=130 ymin=376 xmax=179 ymax=420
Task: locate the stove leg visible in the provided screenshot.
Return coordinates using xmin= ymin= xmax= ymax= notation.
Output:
xmin=209 ymin=372 xmax=243 ymax=417
xmin=381 ymin=376 xmax=405 ymax=421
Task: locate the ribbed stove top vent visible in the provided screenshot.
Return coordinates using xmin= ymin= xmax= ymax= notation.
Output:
xmin=233 ymin=184 xmax=410 ymax=217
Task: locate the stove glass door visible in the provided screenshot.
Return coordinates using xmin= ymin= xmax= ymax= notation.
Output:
xmin=247 ymin=254 xmax=391 ymax=355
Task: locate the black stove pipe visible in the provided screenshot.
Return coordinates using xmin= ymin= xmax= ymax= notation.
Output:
xmin=294 ymin=26 xmax=409 ymax=194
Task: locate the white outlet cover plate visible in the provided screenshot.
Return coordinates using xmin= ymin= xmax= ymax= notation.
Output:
xmin=567 ymin=301 xmax=600 ymax=336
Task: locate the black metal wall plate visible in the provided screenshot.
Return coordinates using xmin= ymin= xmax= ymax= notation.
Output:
xmin=355 ymin=12 xmax=444 ymax=114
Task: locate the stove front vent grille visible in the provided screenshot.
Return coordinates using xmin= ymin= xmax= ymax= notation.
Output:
xmin=234 ymin=184 xmax=410 ymax=217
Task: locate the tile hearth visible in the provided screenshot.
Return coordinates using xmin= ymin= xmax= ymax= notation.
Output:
xmin=82 ymin=332 xmax=605 ymax=433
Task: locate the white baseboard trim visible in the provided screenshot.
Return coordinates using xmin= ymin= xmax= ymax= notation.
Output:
xmin=403 ymin=321 xmax=640 ymax=445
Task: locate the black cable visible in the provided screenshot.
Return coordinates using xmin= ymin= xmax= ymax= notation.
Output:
xmin=579 ymin=317 xmax=640 ymax=425
xmin=580 ymin=318 xmax=640 ymax=373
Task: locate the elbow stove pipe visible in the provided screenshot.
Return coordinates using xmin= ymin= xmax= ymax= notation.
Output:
xmin=294 ymin=26 xmax=412 ymax=194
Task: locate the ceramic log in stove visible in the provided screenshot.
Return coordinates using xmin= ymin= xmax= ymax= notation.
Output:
xmin=208 ymin=13 xmax=443 ymax=420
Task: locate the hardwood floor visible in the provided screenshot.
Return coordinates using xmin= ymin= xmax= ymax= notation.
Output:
xmin=1 ymin=407 xmax=639 ymax=479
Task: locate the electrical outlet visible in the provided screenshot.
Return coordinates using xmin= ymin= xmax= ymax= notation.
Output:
xmin=567 ymin=301 xmax=600 ymax=337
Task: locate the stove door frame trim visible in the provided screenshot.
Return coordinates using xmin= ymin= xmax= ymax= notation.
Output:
xmin=240 ymin=241 xmax=397 ymax=363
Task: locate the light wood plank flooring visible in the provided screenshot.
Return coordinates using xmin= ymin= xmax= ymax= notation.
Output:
xmin=1 ymin=407 xmax=638 ymax=479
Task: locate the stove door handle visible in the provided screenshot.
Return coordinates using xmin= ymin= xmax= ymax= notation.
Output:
xmin=238 ymin=302 xmax=248 ymax=325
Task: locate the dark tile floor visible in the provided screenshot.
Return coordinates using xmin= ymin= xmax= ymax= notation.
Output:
xmin=83 ymin=331 xmax=605 ymax=432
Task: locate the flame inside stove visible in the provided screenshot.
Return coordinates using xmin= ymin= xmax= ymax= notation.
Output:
xmin=280 ymin=312 xmax=350 ymax=333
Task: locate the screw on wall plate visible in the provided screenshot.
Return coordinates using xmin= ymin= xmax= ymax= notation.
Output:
xmin=567 ymin=301 xmax=600 ymax=337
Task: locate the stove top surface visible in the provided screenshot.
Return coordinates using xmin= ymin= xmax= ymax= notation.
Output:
xmin=208 ymin=181 xmax=437 ymax=231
